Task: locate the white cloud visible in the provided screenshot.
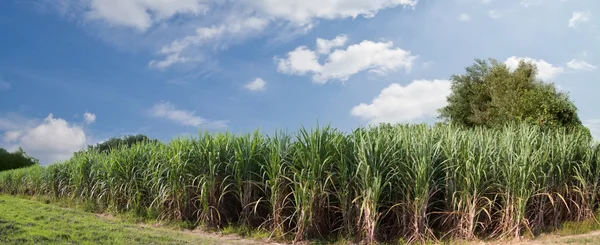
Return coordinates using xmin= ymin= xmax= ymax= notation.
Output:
xmin=86 ymin=0 xmax=208 ymax=31
xmin=149 ymin=54 xmax=192 ymax=70
xmin=65 ymin=0 xmax=416 ymax=32
xmin=351 ymin=79 xmax=451 ymax=124
xmin=247 ymin=0 xmax=417 ymax=26
xmin=567 ymin=59 xmax=597 ymax=71
xmin=150 ymin=17 xmax=269 ymax=69
xmin=245 ymin=78 xmax=266 ymax=92
xmin=48 ymin=1 xmax=418 ymax=69
xmin=0 ymin=113 xmax=35 ymax=132
xmin=150 ymin=101 xmax=228 ymax=128
xmin=277 ymin=35 xmax=417 ymax=83
xmin=316 ymin=35 xmax=348 ymax=54
xmin=3 ymin=130 xmax=23 ymax=143
xmin=1 ymin=114 xmax=89 ymax=164
xmin=459 ymin=13 xmax=471 ymax=22
xmin=277 ymin=46 xmax=322 ymax=75
xmin=569 ymin=11 xmax=591 ymax=28
xmin=488 ymin=10 xmax=501 ymax=19
xmin=504 ymin=56 xmax=564 ymax=81
xmin=83 ymin=112 xmax=97 ymax=124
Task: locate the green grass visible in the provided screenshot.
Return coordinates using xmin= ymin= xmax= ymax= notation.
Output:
xmin=221 ymin=225 xmax=271 ymax=239
xmin=556 ymin=218 xmax=600 ymax=236
xmin=0 ymin=195 xmax=242 ymax=245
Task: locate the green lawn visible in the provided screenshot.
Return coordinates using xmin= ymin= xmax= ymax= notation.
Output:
xmin=0 ymin=195 xmax=257 ymax=245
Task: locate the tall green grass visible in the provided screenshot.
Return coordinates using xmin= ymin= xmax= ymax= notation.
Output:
xmin=1 ymin=123 xmax=598 ymax=243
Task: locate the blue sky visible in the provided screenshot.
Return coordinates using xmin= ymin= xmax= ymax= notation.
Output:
xmin=0 ymin=0 xmax=598 ymax=164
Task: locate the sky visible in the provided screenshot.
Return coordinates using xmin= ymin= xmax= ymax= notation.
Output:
xmin=0 ymin=0 xmax=598 ymax=165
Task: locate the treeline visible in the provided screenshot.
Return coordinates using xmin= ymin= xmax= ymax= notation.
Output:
xmin=0 ymin=148 xmax=38 ymax=172
xmin=80 ymin=134 xmax=161 ymax=154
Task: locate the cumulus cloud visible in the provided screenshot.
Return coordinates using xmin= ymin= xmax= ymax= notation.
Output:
xmin=83 ymin=112 xmax=97 ymax=124
xmin=3 ymin=130 xmax=23 ymax=143
xmin=150 ymin=101 xmax=228 ymax=128
xmin=316 ymin=35 xmax=348 ymax=54
xmin=351 ymin=80 xmax=451 ymax=124
xmin=567 ymin=59 xmax=597 ymax=71
xmin=504 ymin=56 xmax=564 ymax=81
xmin=569 ymin=11 xmax=591 ymax=28
xmin=150 ymin=17 xmax=269 ymax=69
xmin=459 ymin=14 xmax=471 ymax=22
xmin=277 ymin=35 xmax=417 ymax=83
xmin=1 ymin=113 xmax=90 ymax=164
xmin=277 ymin=47 xmax=322 ymax=75
xmin=245 ymin=78 xmax=266 ymax=92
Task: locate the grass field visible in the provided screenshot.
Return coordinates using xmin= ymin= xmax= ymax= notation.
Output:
xmin=0 ymin=195 xmax=268 ymax=245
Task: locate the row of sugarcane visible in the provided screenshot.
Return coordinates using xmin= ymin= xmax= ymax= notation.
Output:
xmin=0 ymin=124 xmax=598 ymax=243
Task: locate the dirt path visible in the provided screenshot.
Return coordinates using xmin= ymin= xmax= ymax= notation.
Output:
xmin=94 ymin=213 xmax=284 ymax=245
xmin=96 ymin=212 xmax=286 ymax=245
xmin=468 ymin=231 xmax=600 ymax=245
xmin=518 ymin=231 xmax=600 ymax=245
xmin=185 ymin=229 xmax=286 ymax=245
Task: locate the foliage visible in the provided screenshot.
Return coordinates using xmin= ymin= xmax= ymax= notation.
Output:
xmin=83 ymin=134 xmax=160 ymax=154
xmin=439 ymin=59 xmax=584 ymax=132
xmin=0 ymin=147 xmax=39 ymax=172
xmin=0 ymin=124 xmax=598 ymax=243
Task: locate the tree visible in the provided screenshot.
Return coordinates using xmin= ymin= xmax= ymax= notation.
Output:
xmin=439 ymin=58 xmax=585 ymax=131
xmin=84 ymin=134 xmax=160 ymax=154
xmin=0 ymin=147 xmax=39 ymax=171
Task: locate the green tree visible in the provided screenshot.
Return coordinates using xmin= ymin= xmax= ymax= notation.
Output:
xmin=84 ymin=134 xmax=160 ymax=154
xmin=439 ymin=58 xmax=584 ymax=131
xmin=0 ymin=147 xmax=39 ymax=171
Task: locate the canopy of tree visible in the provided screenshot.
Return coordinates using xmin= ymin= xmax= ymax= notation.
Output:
xmin=84 ymin=134 xmax=160 ymax=154
xmin=0 ymin=148 xmax=39 ymax=172
xmin=439 ymin=58 xmax=585 ymax=132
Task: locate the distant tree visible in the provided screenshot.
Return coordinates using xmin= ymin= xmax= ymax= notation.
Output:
xmin=439 ymin=58 xmax=585 ymax=132
xmin=0 ymin=147 xmax=39 ymax=171
xmin=84 ymin=134 xmax=160 ymax=154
